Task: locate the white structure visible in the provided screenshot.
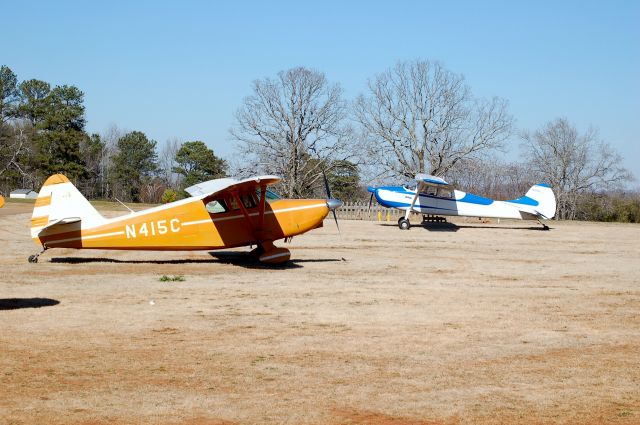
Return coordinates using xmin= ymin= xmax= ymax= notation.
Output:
xmin=10 ymin=189 xmax=38 ymax=199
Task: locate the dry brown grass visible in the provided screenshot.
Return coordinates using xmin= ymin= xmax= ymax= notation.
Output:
xmin=1 ymin=202 xmax=639 ymax=424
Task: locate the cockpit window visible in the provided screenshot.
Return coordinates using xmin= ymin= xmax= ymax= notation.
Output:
xmin=422 ymin=186 xmax=437 ymax=196
xmin=206 ymin=199 xmax=227 ymax=214
xmin=437 ymin=188 xmax=453 ymax=198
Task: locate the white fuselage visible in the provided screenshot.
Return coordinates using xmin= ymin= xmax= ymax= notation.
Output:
xmin=373 ymin=187 xmax=539 ymax=220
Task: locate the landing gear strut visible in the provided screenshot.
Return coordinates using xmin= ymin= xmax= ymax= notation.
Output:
xmin=28 ymin=245 xmax=48 ymax=263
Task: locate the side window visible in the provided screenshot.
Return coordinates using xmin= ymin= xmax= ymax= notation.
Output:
xmin=438 ymin=189 xmax=452 ymax=198
xmin=423 ymin=186 xmax=437 ymax=196
xmin=240 ymin=194 xmax=257 ymax=209
xmin=206 ymin=199 xmax=227 ymax=214
xmin=227 ymin=196 xmax=240 ymax=210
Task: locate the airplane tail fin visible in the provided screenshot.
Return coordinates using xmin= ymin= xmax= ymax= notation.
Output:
xmin=507 ymin=183 xmax=556 ymax=219
xmin=31 ymin=174 xmax=105 ymax=238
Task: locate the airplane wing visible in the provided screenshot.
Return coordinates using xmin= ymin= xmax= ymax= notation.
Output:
xmin=185 ymin=175 xmax=281 ymax=198
xmin=415 ymin=173 xmax=449 ymax=186
xmin=414 ymin=173 xmax=454 ymax=192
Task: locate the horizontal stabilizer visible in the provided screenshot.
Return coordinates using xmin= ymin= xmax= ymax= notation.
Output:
xmin=38 ymin=217 xmax=82 ymax=236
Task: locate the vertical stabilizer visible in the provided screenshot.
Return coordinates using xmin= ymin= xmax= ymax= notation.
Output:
xmin=31 ymin=174 xmax=105 ymax=238
xmin=524 ymin=184 xmax=556 ymax=219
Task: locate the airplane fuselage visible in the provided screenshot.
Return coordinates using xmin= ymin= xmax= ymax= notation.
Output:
xmin=372 ymin=186 xmax=541 ymax=220
xmin=34 ymin=197 xmax=330 ymax=250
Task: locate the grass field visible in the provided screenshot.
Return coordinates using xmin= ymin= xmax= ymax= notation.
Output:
xmin=1 ymin=202 xmax=639 ymax=424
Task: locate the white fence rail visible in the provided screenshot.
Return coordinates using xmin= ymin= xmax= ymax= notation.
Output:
xmin=336 ymin=202 xmax=403 ymax=221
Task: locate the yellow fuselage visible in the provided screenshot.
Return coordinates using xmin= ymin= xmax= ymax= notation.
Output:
xmin=36 ymin=198 xmax=329 ymax=250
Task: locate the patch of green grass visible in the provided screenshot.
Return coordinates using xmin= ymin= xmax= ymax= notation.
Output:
xmin=159 ymin=275 xmax=185 ymax=282
xmin=617 ymin=409 xmax=633 ymax=418
xmin=251 ymin=356 xmax=267 ymax=365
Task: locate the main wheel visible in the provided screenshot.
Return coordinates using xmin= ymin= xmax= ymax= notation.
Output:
xmin=28 ymin=255 xmax=38 ymax=263
xmin=398 ymin=218 xmax=411 ymax=230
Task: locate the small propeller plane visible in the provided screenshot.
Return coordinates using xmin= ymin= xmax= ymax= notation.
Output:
xmin=28 ymin=174 xmax=342 ymax=264
xmin=367 ymin=174 xmax=556 ymax=230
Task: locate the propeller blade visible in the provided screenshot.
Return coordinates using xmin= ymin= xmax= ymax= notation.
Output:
xmin=323 ymin=169 xmax=341 ymax=235
xmin=322 ymin=169 xmax=332 ymax=199
xmin=368 ymin=192 xmax=374 ymax=210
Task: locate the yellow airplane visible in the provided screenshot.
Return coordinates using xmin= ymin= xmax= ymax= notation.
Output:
xmin=28 ymin=174 xmax=342 ymax=264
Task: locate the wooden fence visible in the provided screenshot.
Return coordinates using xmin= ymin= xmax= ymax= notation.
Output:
xmin=335 ymin=201 xmax=404 ymax=221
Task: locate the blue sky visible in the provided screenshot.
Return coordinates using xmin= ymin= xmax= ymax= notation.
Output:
xmin=4 ymin=0 xmax=639 ymax=182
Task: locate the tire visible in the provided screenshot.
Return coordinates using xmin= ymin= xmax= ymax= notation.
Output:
xmin=28 ymin=255 xmax=38 ymax=263
xmin=398 ymin=218 xmax=411 ymax=230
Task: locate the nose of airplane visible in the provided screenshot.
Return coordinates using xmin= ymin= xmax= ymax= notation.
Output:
xmin=326 ymin=199 xmax=343 ymax=211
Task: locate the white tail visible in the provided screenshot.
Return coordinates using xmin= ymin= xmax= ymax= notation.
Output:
xmin=31 ymin=174 xmax=105 ymax=238
xmin=524 ymin=183 xmax=556 ymax=219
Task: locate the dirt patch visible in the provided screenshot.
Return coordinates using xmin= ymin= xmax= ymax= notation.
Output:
xmin=1 ymin=206 xmax=639 ymax=424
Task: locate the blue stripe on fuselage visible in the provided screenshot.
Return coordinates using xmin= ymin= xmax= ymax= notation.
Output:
xmin=506 ymin=195 xmax=539 ymax=206
xmin=459 ymin=192 xmax=493 ymax=205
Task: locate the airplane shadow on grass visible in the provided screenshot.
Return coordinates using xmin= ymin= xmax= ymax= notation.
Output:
xmin=378 ymin=222 xmax=551 ymax=231
xmin=49 ymin=252 xmax=343 ymax=269
xmin=0 ymin=298 xmax=60 ymax=310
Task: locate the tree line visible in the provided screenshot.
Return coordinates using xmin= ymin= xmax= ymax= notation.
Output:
xmin=1 ymin=61 xmax=637 ymax=221
xmin=0 ymin=65 xmax=227 ymax=203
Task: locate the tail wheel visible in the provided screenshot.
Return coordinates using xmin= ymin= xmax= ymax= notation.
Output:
xmin=28 ymin=255 xmax=38 ymax=263
xmin=398 ymin=218 xmax=411 ymax=230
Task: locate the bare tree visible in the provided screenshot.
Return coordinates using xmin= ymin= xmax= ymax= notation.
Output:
xmin=522 ymin=118 xmax=632 ymax=220
xmin=0 ymin=126 xmax=29 ymax=180
xmin=447 ymin=157 xmax=536 ymax=200
xmin=354 ymin=60 xmax=513 ymax=180
xmin=230 ymin=67 xmax=351 ymax=198
xmin=100 ymin=124 xmax=124 ymax=198
xmin=159 ymin=137 xmax=182 ymax=189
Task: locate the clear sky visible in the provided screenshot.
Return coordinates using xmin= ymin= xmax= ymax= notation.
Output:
xmin=4 ymin=0 xmax=639 ymax=182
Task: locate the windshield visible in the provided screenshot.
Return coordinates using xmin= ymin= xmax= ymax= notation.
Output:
xmin=402 ymin=182 xmax=417 ymax=191
xmin=256 ymin=188 xmax=281 ymax=202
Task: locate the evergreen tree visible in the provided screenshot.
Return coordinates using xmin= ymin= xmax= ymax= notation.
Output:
xmin=327 ymin=160 xmax=365 ymax=201
xmin=110 ymin=131 xmax=158 ymax=201
xmin=36 ymin=85 xmax=88 ymax=181
xmin=0 ymin=65 xmax=19 ymax=123
xmin=174 ymin=141 xmax=226 ymax=188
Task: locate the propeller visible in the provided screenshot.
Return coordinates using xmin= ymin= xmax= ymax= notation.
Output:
xmin=366 ymin=186 xmax=377 ymax=210
xmin=322 ymin=169 xmax=341 ymax=233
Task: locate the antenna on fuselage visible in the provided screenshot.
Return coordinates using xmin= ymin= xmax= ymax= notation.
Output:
xmin=114 ymin=198 xmax=135 ymax=214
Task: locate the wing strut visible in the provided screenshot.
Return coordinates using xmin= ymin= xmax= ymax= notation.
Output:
xmin=257 ymin=184 xmax=267 ymax=230
xmin=405 ymin=191 xmax=420 ymax=220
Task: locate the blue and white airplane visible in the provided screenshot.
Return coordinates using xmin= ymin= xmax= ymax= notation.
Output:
xmin=367 ymin=174 xmax=556 ymax=230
